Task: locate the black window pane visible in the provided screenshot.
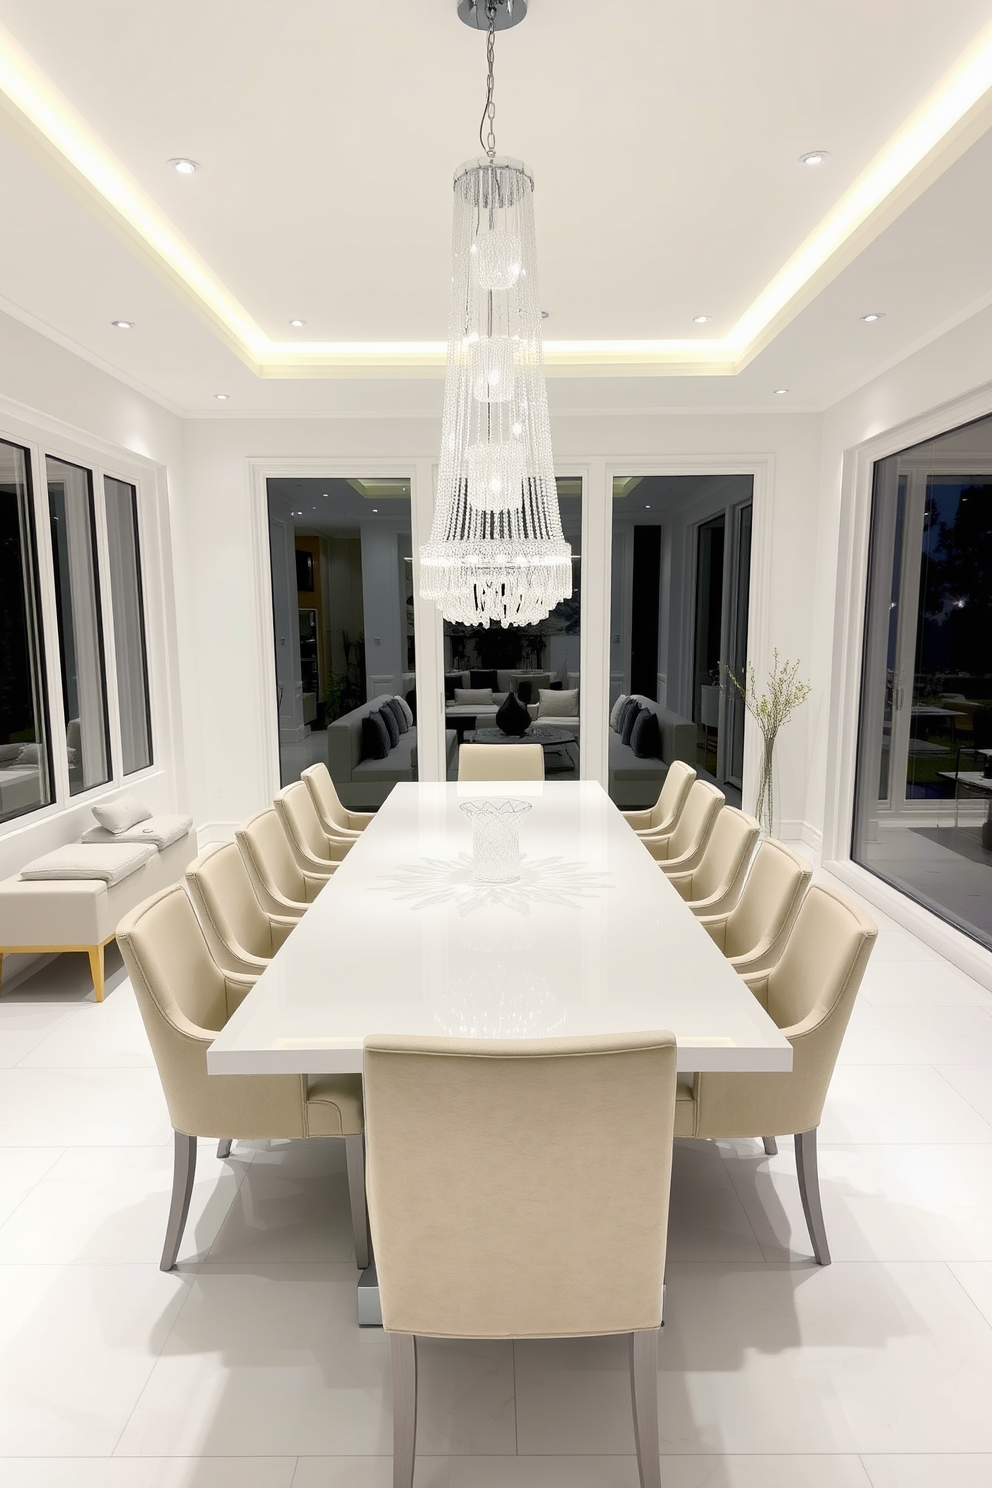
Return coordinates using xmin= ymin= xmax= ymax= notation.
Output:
xmin=47 ymin=456 xmax=111 ymax=795
xmin=105 ymin=477 xmax=152 ymax=774
xmin=0 ymin=440 xmax=51 ymax=821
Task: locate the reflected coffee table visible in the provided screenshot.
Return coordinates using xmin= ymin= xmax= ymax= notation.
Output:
xmin=467 ymin=725 xmax=578 ymax=773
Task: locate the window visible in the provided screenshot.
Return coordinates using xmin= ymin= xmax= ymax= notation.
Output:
xmin=105 ymin=476 xmax=152 ymax=774
xmin=853 ymin=409 xmax=992 ymax=951
xmin=266 ymin=477 xmax=417 ymax=809
xmin=47 ymin=456 xmax=111 ymax=795
xmin=0 ymin=439 xmax=52 ymax=822
xmin=443 ymin=477 xmax=582 ymax=782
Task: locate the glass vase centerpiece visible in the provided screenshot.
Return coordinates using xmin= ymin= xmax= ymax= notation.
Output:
xmin=460 ymin=797 xmax=532 ymax=883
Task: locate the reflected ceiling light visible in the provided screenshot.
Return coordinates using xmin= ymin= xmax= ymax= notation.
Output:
xmin=288 ymin=318 xmax=306 ymax=327
xmin=692 ymin=315 xmax=711 ymax=324
xmin=799 ymin=151 xmax=829 ymax=166
xmin=168 ymin=158 xmax=200 ymax=174
xmin=214 ymin=392 xmax=230 ymax=399
xmin=860 ymin=311 xmax=885 ymax=322
xmin=420 ymin=0 xmax=570 ymax=627
xmin=111 ymin=319 xmax=133 ymax=329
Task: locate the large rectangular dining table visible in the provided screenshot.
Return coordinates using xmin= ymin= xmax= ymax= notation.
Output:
xmin=208 ymin=780 xmax=792 ymax=1321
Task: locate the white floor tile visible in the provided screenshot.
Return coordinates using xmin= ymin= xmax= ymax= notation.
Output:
xmin=934 ymin=1064 xmax=992 ymax=1124
xmin=837 ymin=1004 xmax=992 ymax=1065
xmin=0 ymin=1002 xmax=75 ymax=1068
xmin=818 ymin=1064 xmax=992 ymax=1143
xmin=0 ymin=1264 xmax=191 ymax=1456
xmin=17 ymin=988 xmax=155 ymax=1068
xmin=0 ymin=1141 xmax=248 ymax=1265
xmin=861 ymin=1456 xmax=992 ymax=1488
xmin=292 ymin=1457 xmax=873 ymax=1488
xmin=1 ymin=1460 xmax=297 ymax=1488
xmin=859 ymin=958 xmax=992 ymax=1007
xmin=0 ymin=1147 xmax=63 ymax=1227
xmin=205 ymin=1138 xmax=358 ymax=1264
xmin=513 ymin=1262 xmax=992 ymax=1455
xmin=666 ymin=1139 xmax=764 ymax=1263
xmin=116 ymin=1264 xmax=515 ymax=1458
xmin=727 ymin=1142 xmax=992 ymax=1262
xmin=948 ymin=1261 xmax=992 ymax=1326
xmin=0 ymin=1067 xmax=172 ymax=1146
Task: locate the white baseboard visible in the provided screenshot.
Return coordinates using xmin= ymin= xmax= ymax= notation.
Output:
xmin=196 ymin=821 xmax=238 ymax=848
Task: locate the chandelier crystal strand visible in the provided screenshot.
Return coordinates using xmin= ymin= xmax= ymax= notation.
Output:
xmin=420 ymin=155 xmax=571 ymax=626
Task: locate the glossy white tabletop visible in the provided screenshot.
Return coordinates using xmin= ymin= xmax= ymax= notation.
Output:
xmin=207 ymin=781 xmax=792 ymax=1076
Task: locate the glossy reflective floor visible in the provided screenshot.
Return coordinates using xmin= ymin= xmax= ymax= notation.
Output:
xmin=1 ymin=866 xmax=992 ymax=1487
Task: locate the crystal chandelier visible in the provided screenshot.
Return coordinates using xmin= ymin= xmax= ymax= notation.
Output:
xmin=420 ymin=0 xmax=571 ymax=628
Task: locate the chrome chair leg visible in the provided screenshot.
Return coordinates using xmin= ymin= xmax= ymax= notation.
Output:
xmin=629 ymin=1327 xmax=662 ymax=1488
xmin=344 ymin=1133 xmax=370 ymax=1270
xmin=389 ymin=1332 xmax=417 ymax=1488
xmin=762 ymin=1136 xmax=778 ymax=1156
xmin=216 ymin=1139 xmax=233 ymax=1159
xmin=161 ymin=1131 xmax=197 ymax=1272
xmin=795 ymin=1127 xmax=830 ymax=1265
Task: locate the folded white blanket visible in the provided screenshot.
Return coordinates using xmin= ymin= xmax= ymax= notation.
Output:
xmin=20 ymin=843 xmax=157 ymax=884
xmin=80 ymin=814 xmax=194 ymax=850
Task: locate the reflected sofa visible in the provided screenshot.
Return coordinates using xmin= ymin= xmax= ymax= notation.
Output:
xmin=608 ymin=694 xmax=696 ymax=809
xmin=327 ymin=697 xmax=457 ymax=809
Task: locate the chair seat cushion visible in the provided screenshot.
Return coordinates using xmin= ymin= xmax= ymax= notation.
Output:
xmin=20 ymin=842 xmax=157 ymax=884
xmin=305 ymin=1074 xmax=364 ymax=1136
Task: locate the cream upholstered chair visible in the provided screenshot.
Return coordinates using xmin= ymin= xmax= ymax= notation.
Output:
xmin=364 ymin=1031 xmax=678 ymax=1488
xmin=696 ymin=838 xmax=812 ymax=976
xmin=623 ymin=760 xmax=696 ymax=836
xmin=675 ymin=883 xmax=877 ymax=1264
xmin=302 ymin=762 xmax=374 ymax=838
xmin=665 ymin=807 xmax=759 ymax=916
xmin=236 ymin=807 xmax=333 ymax=920
xmin=457 ymin=742 xmax=544 ymax=782
xmin=186 ymin=843 xmax=296 ymax=977
xmin=275 ymin=780 xmax=354 ymax=874
xmin=117 ymin=884 xmax=367 ymax=1273
xmin=645 ymin=780 xmax=724 ymax=874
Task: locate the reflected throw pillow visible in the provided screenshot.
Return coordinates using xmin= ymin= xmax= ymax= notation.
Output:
xmin=538 ymin=687 xmax=578 ymax=719
xmin=361 ymin=712 xmax=390 ymax=761
xmin=384 ymin=696 xmax=409 ymax=735
xmin=377 ymin=702 xmax=399 ymax=748
xmin=621 ymin=700 xmax=641 ymax=746
xmin=609 ymin=694 xmax=628 ymax=731
xmin=630 ymin=707 xmax=661 ymax=760
xmin=453 ymin=688 xmax=494 ymax=706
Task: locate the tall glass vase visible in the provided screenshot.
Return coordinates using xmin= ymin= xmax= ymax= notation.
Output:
xmin=755 ymin=735 xmax=777 ymax=838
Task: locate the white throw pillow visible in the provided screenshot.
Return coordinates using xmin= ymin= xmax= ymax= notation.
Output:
xmin=453 ymin=688 xmax=494 ymax=706
xmin=92 ymin=792 xmax=153 ymax=835
xmin=609 ymin=694 xmax=628 ymax=731
xmin=396 ymin=695 xmax=414 ymax=727
xmin=0 ymin=743 xmax=22 ymax=764
xmin=17 ymin=743 xmax=40 ymax=763
xmin=539 ymin=688 xmax=578 ymax=718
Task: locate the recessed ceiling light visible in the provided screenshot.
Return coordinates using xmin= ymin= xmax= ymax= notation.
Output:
xmin=860 ymin=312 xmax=885 ymax=322
xmin=168 ymin=158 xmax=200 ymax=175
xmin=214 ymin=392 xmax=230 ymax=400
xmin=692 ymin=315 xmax=711 ymax=324
xmin=288 ymin=319 xmax=306 ymax=328
xmin=111 ymin=320 xmax=133 ymax=329
xmin=799 ymin=151 xmax=829 ymax=166
xmin=773 ymin=387 xmax=789 ymax=395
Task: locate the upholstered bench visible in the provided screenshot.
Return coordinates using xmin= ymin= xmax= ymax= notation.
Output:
xmin=0 ymin=831 xmax=196 ymax=1001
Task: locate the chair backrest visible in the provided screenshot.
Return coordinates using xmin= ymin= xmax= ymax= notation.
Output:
xmin=302 ymin=762 xmax=352 ymax=833
xmin=237 ymin=808 xmax=307 ymax=904
xmin=458 ymin=743 xmax=545 ymax=782
xmin=723 ymin=838 xmax=812 ymax=960
xmin=669 ymin=780 xmax=724 ymax=857
xmin=649 ymin=759 xmax=695 ymax=829
xmin=186 ymin=843 xmax=273 ymax=966
xmin=363 ymin=1031 xmax=678 ymax=1339
xmin=689 ymin=807 xmax=759 ymax=901
xmin=275 ymin=781 xmax=333 ymax=862
xmin=117 ymin=882 xmax=307 ymax=1141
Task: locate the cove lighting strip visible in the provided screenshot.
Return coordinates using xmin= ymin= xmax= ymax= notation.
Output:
xmin=0 ymin=19 xmax=990 ymax=377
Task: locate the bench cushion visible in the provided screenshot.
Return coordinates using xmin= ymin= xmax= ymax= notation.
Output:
xmin=20 ymin=843 xmax=157 ymax=884
xmin=81 ymin=814 xmax=194 ymax=849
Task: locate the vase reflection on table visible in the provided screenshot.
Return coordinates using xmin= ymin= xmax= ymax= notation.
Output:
xmin=460 ymin=798 xmax=533 ymax=883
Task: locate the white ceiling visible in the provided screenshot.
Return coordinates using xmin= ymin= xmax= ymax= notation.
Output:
xmin=0 ymin=0 xmax=989 ymax=413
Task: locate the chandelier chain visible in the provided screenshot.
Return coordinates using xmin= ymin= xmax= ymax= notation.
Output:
xmin=478 ymin=1 xmax=498 ymax=160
